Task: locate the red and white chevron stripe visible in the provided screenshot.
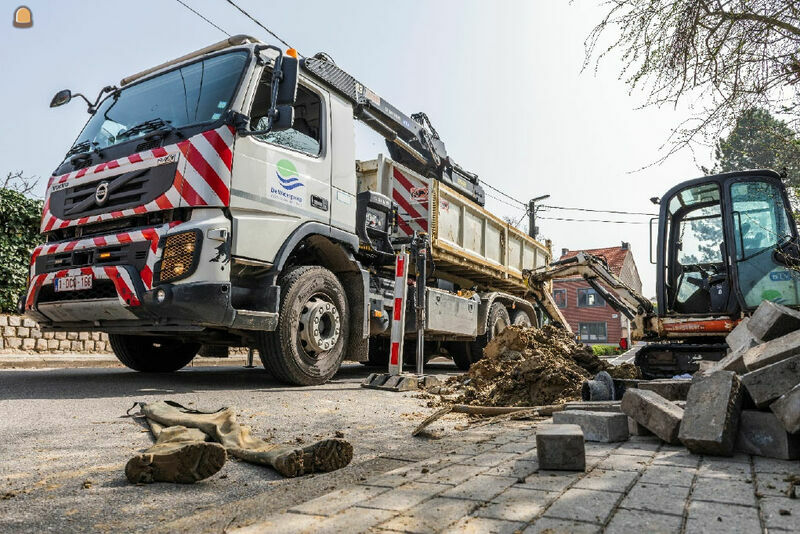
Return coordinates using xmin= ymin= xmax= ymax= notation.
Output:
xmin=391 ymin=167 xmax=429 ymax=236
xmin=26 ymin=222 xmax=181 ymax=311
xmin=40 ymin=125 xmax=234 ymax=232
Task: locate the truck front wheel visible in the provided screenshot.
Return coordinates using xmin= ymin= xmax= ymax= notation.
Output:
xmin=109 ymin=334 xmax=200 ymax=372
xmin=258 ymin=266 xmax=349 ymax=386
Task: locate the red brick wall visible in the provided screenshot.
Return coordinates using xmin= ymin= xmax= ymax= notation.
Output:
xmin=552 ymin=278 xmax=624 ymax=345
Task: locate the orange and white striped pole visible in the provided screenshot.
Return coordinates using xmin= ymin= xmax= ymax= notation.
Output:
xmin=388 ymin=246 xmax=410 ymax=376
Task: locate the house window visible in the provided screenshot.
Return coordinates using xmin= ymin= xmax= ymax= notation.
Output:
xmin=553 ymin=289 xmax=567 ymax=308
xmin=577 ymin=288 xmax=605 ymax=307
xmin=579 ymin=322 xmax=607 ymax=343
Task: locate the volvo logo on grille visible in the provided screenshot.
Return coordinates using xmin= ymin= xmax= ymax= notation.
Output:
xmin=94 ymin=181 xmax=109 ymax=205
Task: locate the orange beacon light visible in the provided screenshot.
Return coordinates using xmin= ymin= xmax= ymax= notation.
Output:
xmin=13 ymin=6 xmax=33 ymax=28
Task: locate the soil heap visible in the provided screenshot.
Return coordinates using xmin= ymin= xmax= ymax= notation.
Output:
xmin=447 ymin=325 xmax=639 ymax=407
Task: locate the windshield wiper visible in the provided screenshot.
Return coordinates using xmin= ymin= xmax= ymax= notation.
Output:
xmin=117 ymin=118 xmax=172 ymax=140
xmin=66 ymin=140 xmax=93 ymax=157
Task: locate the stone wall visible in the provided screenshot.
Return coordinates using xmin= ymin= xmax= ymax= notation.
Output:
xmin=0 ymin=314 xmax=110 ymax=353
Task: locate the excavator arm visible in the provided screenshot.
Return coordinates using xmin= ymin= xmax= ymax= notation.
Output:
xmin=524 ymin=252 xmax=656 ymax=340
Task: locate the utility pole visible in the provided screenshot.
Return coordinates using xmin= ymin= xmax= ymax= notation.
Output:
xmin=528 ymin=194 xmax=550 ymax=239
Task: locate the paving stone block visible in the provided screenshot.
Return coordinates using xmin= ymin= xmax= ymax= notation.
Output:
xmin=740 ymin=355 xmax=800 ymax=407
xmin=535 ymin=424 xmax=585 ymax=471
xmin=618 ymin=480 xmax=691 ymax=516
xmin=0 ymin=315 xmax=7 ymax=327
xmin=21 ymin=338 xmax=35 ymax=350
xmin=638 ymin=379 xmax=692 ymax=401
xmin=691 ymin=473 xmax=757 ymax=507
xmin=743 ymin=329 xmax=800 ymax=371
xmin=542 ymin=487 xmax=620 ymax=524
xmin=605 ymin=508 xmax=683 ymax=534
xmin=440 ymin=474 xmax=517 ymax=501
xmin=620 ymin=389 xmax=684 ymax=444
xmin=312 ymin=506 xmax=395 ymax=534
xmin=748 ymin=300 xmax=800 ymax=341
xmin=5 ymin=338 xmax=22 ymax=350
xmin=563 ymin=401 xmax=621 ymax=413
xmin=552 ymin=411 xmax=629 ymax=442
xmin=290 ymin=485 xmax=388 ymax=516
xmin=8 ymin=315 xmax=20 ymax=326
xmin=679 ymin=371 xmax=743 ymax=456
xmin=524 ymin=518 xmax=600 ymax=533
xmin=685 ymin=500 xmax=761 ymax=534
xmin=637 ymin=464 xmax=696 ymax=487
xmin=709 ymin=346 xmax=749 ymax=375
xmin=725 ymin=317 xmax=756 ymax=352
xmin=442 ymin=516 xmax=525 ymax=534
xmin=474 ymin=487 xmax=556 ymax=523
xmin=627 ymin=417 xmax=653 ymax=436
xmin=377 ymin=497 xmax=477 ymax=533
xmin=360 ymin=481 xmax=448 ymax=511
xmin=770 ymin=382 xmax=800 ymax=434
xmin=572 ymin=468 xmax=638 ymax=493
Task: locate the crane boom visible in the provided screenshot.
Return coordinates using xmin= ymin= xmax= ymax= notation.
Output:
xmin=302 ymin=56 xmax=486 ymax=205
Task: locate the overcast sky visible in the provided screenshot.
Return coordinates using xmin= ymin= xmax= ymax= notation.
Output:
xmin=1 ymin=0 xmax=715 ymax=295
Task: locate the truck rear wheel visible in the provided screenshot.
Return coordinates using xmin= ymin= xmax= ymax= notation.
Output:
xmin=450 ymin=302 xmax=510 ymax=370
xmin=257 ymin=266 xmax=349 ymax=386
xmin=109 ymin=334 xmax=200 ymax=372
xmin=512 ymin=309 xmax=532 ymax=327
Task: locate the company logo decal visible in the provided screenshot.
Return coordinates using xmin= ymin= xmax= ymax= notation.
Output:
xmin=95 ymin=181 xmax=110 ymax=205
xmin=270 ymin=159 xmax=304 ymax=206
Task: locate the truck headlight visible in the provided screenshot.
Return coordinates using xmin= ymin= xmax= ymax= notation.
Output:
xmin=156 ymin=230 xmax=201 ymax=283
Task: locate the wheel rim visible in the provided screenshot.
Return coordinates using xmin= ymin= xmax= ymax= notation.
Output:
xmin=298 ymin=294 xmax=341 ymax=357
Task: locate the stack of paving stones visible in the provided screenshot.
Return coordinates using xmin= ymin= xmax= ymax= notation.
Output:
xmin=0 ymin=314 xmax=110 ymax=353
xmin=618 ymin=300 xmax=800 ymax=462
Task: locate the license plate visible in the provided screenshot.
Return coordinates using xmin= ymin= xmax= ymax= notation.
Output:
xmin=54 ymin=274 xmax=93 ymax=292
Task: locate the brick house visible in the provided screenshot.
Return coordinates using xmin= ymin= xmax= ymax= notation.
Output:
xmin=552 ymin=242 xmax=643 ymax=347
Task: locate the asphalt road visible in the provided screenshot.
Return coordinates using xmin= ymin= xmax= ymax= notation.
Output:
xmin=0 ymin=361 xmax=464 ymax=534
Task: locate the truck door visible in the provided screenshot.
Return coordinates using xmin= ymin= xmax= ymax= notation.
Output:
xmin=727 ymin=177 xmax=800 ymax=309
xmin=229 ymin=67 xmax=331 ymax=263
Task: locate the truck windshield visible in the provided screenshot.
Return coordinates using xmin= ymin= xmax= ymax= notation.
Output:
xmin=70 ymin=50 xmax=248 ymax=153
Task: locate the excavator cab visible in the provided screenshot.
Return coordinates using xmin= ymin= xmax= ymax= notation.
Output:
xmin=657 ymin=170 xmax=800 ymax=319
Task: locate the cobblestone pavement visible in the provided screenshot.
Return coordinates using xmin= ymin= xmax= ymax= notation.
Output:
xmin=233 ymin=418 xmax=800 ymax=534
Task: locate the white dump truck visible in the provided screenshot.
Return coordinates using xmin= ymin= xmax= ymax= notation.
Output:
xmin=25 ymin=35 xmax=558 ymax=385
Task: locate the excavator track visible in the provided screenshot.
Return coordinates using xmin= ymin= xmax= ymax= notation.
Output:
xmin=634 ymin=343 xmax=727 ymax=379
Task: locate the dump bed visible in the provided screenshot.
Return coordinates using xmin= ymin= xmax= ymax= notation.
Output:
xmin=357 ymin=156 xmax=551 ymax=293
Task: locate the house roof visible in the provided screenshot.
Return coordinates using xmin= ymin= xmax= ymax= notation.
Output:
xmin=559 ymin=246 xmax=630 ymax=276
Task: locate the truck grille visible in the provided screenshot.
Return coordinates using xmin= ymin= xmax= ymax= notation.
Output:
xmin=37 ymin=280 xmax=118 ymax=303
xmin=34 ymin=241 xmax=152 ymax=275
xmin=48 ymin=162 xmax=177 ymax=220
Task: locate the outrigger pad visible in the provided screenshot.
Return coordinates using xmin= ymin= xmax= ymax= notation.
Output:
xmin=361 ymin=373 xmax=442 ymax=392
xmin=361 ymin=373 xmax=419 ymax=392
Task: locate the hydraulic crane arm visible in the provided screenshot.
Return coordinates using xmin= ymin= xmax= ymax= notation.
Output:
xmin=302 ymin=55 xmax=485 ymax=205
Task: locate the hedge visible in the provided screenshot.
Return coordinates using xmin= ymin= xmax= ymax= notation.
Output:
xmin=0 ymin=188 xmax=43 ymax=312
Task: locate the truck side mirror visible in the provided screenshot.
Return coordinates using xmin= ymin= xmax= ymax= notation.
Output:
xmin=50 ymin=89 xmax=72 ymax=108
xmin=275 ymin=56 xmax=298 ymax=107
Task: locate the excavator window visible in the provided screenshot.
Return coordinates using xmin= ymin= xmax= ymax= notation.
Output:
xmin=730 ymin=180 xmax=800 ymax=308
xmin=250 ymin=67 xmax=323 ymax=156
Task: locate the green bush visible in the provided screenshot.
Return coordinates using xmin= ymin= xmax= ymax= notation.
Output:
xmin=591 ymin=344 xmax=621 ymax=356
xmin=0 ymin=188 xmax=43 ymax=312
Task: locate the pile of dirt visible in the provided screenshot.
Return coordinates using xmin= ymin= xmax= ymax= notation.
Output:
xmin=446 ymin=325 xmax=639 ymax=407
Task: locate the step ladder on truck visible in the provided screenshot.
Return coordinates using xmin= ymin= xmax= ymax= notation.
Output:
xmin=27 ymin=35 xmax=560 ymax=385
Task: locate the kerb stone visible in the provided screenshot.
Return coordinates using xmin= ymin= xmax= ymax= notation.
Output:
xmin=735 ymin=410 xmax=800 ymax=460
xmin=740 ymin=355 xmax=800 ymax=408
xmin=536 ymin=424 xmax=585 ymax=471
xmin=639 ymin=379 xmax=692 ymax=401
xmin=770 ymin=383 xmax=800 ymax=434
xmin=621 ymin=389 xmax=684 ymax=444
xmin=743 ymin=329 xmax=800 ymax=372
xmin=679 ymin=371 xmax=743 ymax=456
xmin=725 ymin=317 xmax=759 ymax=353
xmin=748 ymin=300 xmax=800 ymax=341
xmin=709 ymin=346 xmax=749 ymax=375
xmin=563 ymin=401 xmax=621 ymax=413
xmin=552 ymin=411 xmax=629 ymax=442
xmin=628 ymin=417 xmax=653 ymax=436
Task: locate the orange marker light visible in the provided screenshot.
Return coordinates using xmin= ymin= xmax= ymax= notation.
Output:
xmin=13 ymin=5 xmax=32 ymax=28
xmin=286 ymin=48 xmax=298 ymax=59
xmin=98 ymin=252 xmax=111 ymax=259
